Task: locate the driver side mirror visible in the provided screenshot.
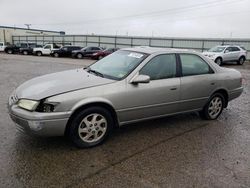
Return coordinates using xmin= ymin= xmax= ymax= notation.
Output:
xmin=131 ymin=75 xmax=150 ymax=84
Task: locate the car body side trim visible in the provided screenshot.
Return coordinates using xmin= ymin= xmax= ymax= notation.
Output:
xmin=116 ymin=97 xmax=209 ymax=112
xmin=119 ymin=108 xmax=203 ymax=125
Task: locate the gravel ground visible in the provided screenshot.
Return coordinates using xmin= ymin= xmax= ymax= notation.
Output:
xmin=0 ymin=53 xmax=249 ymax=188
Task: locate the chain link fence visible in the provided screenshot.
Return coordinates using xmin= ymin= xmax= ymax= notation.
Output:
xmin=13 ymin=35 xmax=250 ymax=59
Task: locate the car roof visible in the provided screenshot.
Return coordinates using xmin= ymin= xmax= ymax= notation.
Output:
xmin=122 ymin=46 xmax=197 ymax=55
xmin=216 ymin=45 xmax=242 ymax=48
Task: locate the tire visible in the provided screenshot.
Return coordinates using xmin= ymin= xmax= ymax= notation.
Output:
xmin=199 ymin=93 xmax=225 ymax=120
xmin=54 ymin=53 xmax=59 ymax=58
xmin=237 ymin=56 xmax=245 ymax=65
xmin=36 ymin=51 xmax=42 ymax=56
xmin=215 ymin=57 xmax=223 ymax=66
xmin=68 ymin=106 xmax=114 ymax=148
xmin=76 ymin=53 xmax=83 ymax=59
xmin=23 ymin=51 xmax=28 ymax=55
xmin=7 ymin=49 xmax=13 ymax=54
xmin=98 ymin=56 xmax=104 ymax=60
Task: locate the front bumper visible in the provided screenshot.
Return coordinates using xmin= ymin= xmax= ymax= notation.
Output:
xmin=8 ymin=104 xmax=71 ymax=137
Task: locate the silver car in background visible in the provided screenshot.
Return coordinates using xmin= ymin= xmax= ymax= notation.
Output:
xmin=8 ymin=47 xmax=243 ymax=148
xmin=202 ymin=45 xmax=247 ymax=66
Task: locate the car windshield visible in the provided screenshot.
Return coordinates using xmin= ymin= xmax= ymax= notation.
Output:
xmin=208 ymin=46 xmax=226 ymax=52
xmin=81 ymin=47 xmax=88 ymax=51
xmin=88 ymin=50 xmax=148 ymax=80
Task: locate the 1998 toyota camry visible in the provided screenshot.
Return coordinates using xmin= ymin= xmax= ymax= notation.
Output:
xmin=8 ymin=47 xmax=243 ymax=148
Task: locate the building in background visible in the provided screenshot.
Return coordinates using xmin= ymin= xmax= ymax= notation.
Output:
xmin=0 ymin=25 xmax=65 ymax=45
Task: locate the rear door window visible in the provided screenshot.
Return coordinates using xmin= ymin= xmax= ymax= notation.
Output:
xmin=180 ymin=54 xmax=212 ymax=76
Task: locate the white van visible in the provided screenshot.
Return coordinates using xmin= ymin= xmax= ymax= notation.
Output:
xmin=0 ymin=42 xmax=6 ymax=52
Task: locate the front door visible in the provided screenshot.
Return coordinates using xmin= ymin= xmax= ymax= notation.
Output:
xmin=119 ymin=54 xmax=180 ymax=123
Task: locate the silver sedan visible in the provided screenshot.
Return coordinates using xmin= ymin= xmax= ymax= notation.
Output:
xmin=8 ymin=47 xmax=243 ymax=148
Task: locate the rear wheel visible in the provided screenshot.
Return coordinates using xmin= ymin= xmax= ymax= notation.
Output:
xmin=68 ymin=106 xmax=114 ymax=148
xmin=237 ymin=56 xmax=245 ymax=65
xmin=215 ymin=57 xmax=223 ymax=66
xmin=199 ymin=93 xmax=225 ymax=120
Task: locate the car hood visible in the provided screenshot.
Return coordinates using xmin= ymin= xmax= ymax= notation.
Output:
xmin=16 ymin=69 xmax=115 ymax=100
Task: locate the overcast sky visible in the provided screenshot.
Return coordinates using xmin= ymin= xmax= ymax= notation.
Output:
xmin=0 ymin=0 xmax=250 ymax=38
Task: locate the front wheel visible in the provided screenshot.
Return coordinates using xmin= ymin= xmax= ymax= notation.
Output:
xmin=54 ymin=52 xmax=59 ymax=58
xmin=7 ymin=49 xmax=13 ymax=54
xmin=36 ymin=51 xmax=42 ymax=56
xmin=23 ymin=51 xmax=28 ymax=55
xmin=199 ymin=93 xmax=225 ymax=120
xmin=215 ymin=57 xmax=223 ymax=66
xmin=68 ymin=107 xmax=114 ymax=148
xmin=76 ymin=53 xmax=83 ymax=59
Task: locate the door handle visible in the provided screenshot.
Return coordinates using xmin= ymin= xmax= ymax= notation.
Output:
xmin=170 ymin=87 xmax=177 ymax=90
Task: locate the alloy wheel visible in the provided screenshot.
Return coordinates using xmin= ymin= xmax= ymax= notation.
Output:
xmin=78 ymin=113 xmax=107 ymax=143
xmin=208 ymin=96 xmax=223 ymax=119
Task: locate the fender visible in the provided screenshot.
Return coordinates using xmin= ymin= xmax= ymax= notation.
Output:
xmin=71 ymin=97 xmax=116 ymax=113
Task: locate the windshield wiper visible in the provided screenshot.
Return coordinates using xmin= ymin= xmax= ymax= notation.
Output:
xmin=86 ymin=68 xmax=104 ymax=78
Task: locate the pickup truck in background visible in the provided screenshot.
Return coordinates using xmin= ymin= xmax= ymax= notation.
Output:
xmin=4 ymin=43 xmax=36 ymax=54
xmin=19 ymin=44 xmax=43 ymax=55
xmin=33 ymin=43 xmax=61 ymax=56
xmin=0 ymin=42 xmax=6 ymax=52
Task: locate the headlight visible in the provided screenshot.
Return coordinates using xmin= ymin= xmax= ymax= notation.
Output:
xmin=36 ymin=100 xmax=58 ymax=112
xmin=17 ymin=99 xmax=39 ymax=111
xmin=93 ymin=53 xmax=98 ymax=56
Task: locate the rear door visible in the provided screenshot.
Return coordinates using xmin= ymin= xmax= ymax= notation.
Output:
xmin=179 ymin=54 xmax=216 ymax=112
xmin=223 ymin=47 xmax=235 ymax=61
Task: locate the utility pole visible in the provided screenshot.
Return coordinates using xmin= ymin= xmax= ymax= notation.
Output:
xmin=24 ymin=24 xmax=31 ymax=29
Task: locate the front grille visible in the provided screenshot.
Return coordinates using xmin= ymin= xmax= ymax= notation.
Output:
xmin=9 ymin=93 xmax=18 ymax=106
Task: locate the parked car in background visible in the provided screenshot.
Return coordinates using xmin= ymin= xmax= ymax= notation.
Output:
xmin=91 ymin=48 xmax=119 ymax=60
xmin=0 ymin=42 xmax=6 ymax=52
xmin=19 ymin=44 xmax=43 ymax=55
xmin=8 ymin=47 xmax=243 ymax=148
xmin=72 ymin=46 xmax=102 ymax=59
xmin=33 ymin=43 xmax=61 ymax=56
xmin=203 ymin=45 xmax=247 ymax=66
xmin=51 ymin=45 xmax=82 ymax=57
xmin=4 ymin=43 xmax=36 ymax=54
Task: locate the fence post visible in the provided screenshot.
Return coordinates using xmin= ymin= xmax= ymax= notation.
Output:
xmin=201 ymin=40 xmax=205 ymax=52
xmin=98 ymin=36 xmax=101 ymax=47
xmin=149 ymin=38 xmax=152 ymax=47
xmin=114 ymin=36 xmax=117 ymax=48
xmin=131 ymin=37 xmax=133 ymax=47
xmin=171 ymin=39 xmax=174 ymax=48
